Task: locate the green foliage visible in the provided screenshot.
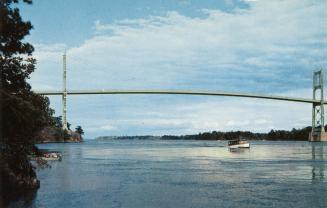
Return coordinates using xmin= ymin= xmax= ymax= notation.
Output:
xmin=267 ymin=126 xmax=312 ymax=141
xmin=51 ymin=116 xmax=71 ymax=129
xmin=162 ymin=126 xmax=313 ymax=141
xmin=1 ymin=0 xmax=55 ymax=166
xmin=0 ymin=0 xmax=33 ymax=56
xmin=1 ymin=0 xmax=55 ymax=204
xmin=75 ymin=125 xmax=84 ymax=135
xmin=63 ymin=129 xmax=71 ymax=139
xmin=53 ymin=116 xmax=63 ymax=128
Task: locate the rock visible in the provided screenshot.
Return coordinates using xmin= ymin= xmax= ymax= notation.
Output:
xmin=36 ymin=126 xmax=64 ymax=142
xmin=36 ymin=127 xmax=83 ymax=143
xmin=64 ymin=130 xmax=83 ymax=142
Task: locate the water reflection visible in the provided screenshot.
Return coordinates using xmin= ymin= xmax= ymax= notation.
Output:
xmin=228 ymin=148 xmax=250 ymax=153
xmin=9 ymin=141 xmax=327 ymax=208
xmin=311 ymin=143 xmax=325 ymax=183
xmin=7 ymin=188 xmax=37 ymax=208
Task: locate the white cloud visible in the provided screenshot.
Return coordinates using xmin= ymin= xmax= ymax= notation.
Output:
xmin=226 ymin=120 xmax=250 ymax=127
xmin=65 ymin=95 xmax=311 ymax=137
xmin=100 ymin=124 xmax=117 ymax=131
xmin=33 ymin=1 xmax=327 ymax=90
xmin=29 ymin=0 xmax=327 ymax=137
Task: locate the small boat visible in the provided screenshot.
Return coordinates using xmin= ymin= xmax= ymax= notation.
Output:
xmin=40 ymin=156 xmax=61 ymax=161
xmin=41 ymin=152 xmax=62 ymax=161
xmin=30 ymin=152 xmax=62 ymax=161
xmin=228 ymin=139 xmax=250 ymax=149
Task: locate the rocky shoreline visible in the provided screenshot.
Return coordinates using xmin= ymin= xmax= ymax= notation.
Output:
xmin=1 ymin=127 xmax=82 ymax=206
xmin=36 ymin=127 xmax=83 ymax=143
xmin=2 ymin=166 xmax=40 ymax=190
xmin=0 ymin=159 xmax=39 ymax=206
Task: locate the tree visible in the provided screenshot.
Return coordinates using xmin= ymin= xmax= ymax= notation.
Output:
xmin=75 ymin=125 xmax=84 ymax=135
xmin=1 ymin=0 xmax=54 ymax=204
xmin=53 ymin=116 xmax=63 ymax=128
xmin=52 ymin=116 xmax=71 ymax=129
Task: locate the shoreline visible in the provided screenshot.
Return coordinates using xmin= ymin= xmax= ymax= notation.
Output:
xmin=94 ymin=138 xmax=309 ymax=141
xmin=36 ymin=141 xmax=83 ymax=144
xmin=95 ymin=127 xmax=313 ymax=141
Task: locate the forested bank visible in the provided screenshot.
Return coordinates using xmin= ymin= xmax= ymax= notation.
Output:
xmin=96 ymin=126 xmax=314 ymax=141
xmin=0 ymin=0 xmax=53 ymax=205
xmin=0 ymin=1 xmax=81 ymax=206
xmin=162 ymin=126 xmax=313 ymax=141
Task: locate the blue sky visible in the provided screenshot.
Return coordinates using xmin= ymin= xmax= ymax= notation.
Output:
xmin=19 ymin=0 xmax=327 ymax=138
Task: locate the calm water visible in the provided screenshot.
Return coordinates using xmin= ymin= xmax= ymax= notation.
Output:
xmin=10 ymin=140 xmax=327 ymax=208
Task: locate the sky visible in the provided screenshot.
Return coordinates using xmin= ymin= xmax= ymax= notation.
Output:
xmin=18 ymin=0 xmax=327 ymax=138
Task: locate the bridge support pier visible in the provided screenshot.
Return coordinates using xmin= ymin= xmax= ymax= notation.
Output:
xmin=309 ymin=69 xmax=327 ymax=142
xmin=309 ymin=131 xmax=327 ymax=142
xmin=62 ymin=53 xmax=68 ymax=130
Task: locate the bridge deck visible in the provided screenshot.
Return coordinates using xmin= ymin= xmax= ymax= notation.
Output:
xmin=34 ymin=89 xmax=325 ymax=104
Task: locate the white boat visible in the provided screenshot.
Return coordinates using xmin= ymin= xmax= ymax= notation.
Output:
xmin=228 ymin=139 xmax=250 ymax=149
xmin=31 ymin=152 xmax=62 ymax=161
xmin=40 ymin=156 xmax=62 ymax=161
xmin=42 ymin=152 xmax=62 ymax=161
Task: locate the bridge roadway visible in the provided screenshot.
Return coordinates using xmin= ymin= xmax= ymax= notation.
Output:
xmin=34 ymin=89 xmax=327 ymax=104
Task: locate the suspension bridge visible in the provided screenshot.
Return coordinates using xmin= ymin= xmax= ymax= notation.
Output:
xmin=34 ymin=54 xmax=327 ymax=141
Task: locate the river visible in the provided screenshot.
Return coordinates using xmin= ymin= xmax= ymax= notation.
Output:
xmin=9 ymin=140 xmax=327 ymax=208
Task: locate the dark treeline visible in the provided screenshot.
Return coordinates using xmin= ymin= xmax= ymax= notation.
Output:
xmin=0 ymin=0 xmax=83 ymax=206
xmin=96 ymin=135 xmax=160 ymax=140
xmin=162 ymin=126 xmax=315 ymax=141
xmin=96 ymin=126 xmax=317 ymax=141
xmin=1 ymin=0 xmax=55 ymax=206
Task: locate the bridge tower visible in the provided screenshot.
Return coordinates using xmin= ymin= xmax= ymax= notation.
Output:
xmin=309 ymin=69 xmax=327 ymax=141
xmin=62 ymin=53 xmax=68 ymax=130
